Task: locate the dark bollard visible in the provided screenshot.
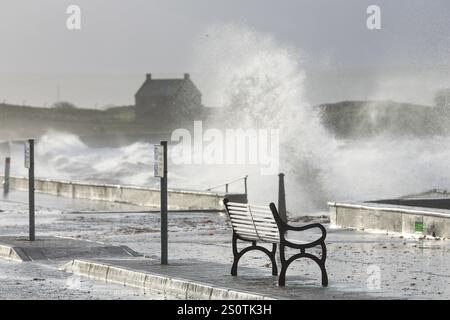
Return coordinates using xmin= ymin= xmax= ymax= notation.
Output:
xmin=25 ymin=139 xmax=35 ymax=241
xmin=278 ymin=173 xmax=287 ymax=223
xmin=244 ymin=175 xmax=248 ymax=196
xmin=160 ymin=141 xmax=168 ymax=265
xmin=3 ymin=157 xmax=10 ymax=195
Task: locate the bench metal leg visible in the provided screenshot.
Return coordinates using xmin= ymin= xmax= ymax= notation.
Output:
xmin=278 ymin=242 xmax=328 ymax=287
xmin=271 ymin=243 xmax=278 ymax=276
xmin=231 ymin=233 xmax=278 ymax=276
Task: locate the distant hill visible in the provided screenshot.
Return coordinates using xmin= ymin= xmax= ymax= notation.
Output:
xmin=0 ymin=103 xmax=133 ymax=121
xmin=0 ymin=103 xmax=157 ymax=147
xmin=2 ymin=100 xmax=450 ymax=146
xmin=317 ymin=100 xmax=450 ymax=138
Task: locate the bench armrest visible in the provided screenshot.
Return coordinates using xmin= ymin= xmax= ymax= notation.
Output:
xmin=284 ymin=222 xmax=326 ymax=234
xmin=282 ymin=222 xmax=327 ymax=248
xmin=269 ymin=203 xmax=327 ymax=245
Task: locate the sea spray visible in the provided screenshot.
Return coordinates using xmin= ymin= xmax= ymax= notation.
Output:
xmin=191 ymin=23 xmax=450 ymax=212
xmin=8 ymin=131 xmax=157 ymax=187
xmin=192 ymin=23 xmax=337 ymax=211
xmin=8 ymin=132 xmax=450 ymax=215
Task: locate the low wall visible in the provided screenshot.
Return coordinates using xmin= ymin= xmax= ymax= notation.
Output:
xmin=329 ymin=201 xmax=450 ymax=238
xmin=1 ymin=176 xmax=224 ymax=211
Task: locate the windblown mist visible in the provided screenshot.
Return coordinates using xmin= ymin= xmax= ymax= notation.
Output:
xmin=5 ymin=23 xmax=450 ymax=215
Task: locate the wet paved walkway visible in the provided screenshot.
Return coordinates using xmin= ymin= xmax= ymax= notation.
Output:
xmin=1 ymin=191 xmax=449 ymax=299
xmin=64 ymin=257 xmax=386 ymax=299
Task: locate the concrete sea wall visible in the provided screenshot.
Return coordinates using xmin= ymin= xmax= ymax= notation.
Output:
xmin=1 ymin=176 xmax=224 ymax=211
xmin=329 ymin=201 xmax=450 ymax=238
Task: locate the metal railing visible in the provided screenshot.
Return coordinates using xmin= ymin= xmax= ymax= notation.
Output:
xmin=206 ymin=175 xmax=248 ymax=195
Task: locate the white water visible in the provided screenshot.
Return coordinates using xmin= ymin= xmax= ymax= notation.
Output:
xmin=8 ymin=131 xmax=156 ymax=187
xmin=7 ymin=130 xmax=450 ymax=215
xmin=4 ymin=23 xmax=450 ymax=214
xmin=191 ymin=23 xmax=337 ymax=211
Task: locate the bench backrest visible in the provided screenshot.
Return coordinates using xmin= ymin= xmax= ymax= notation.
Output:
xmin=224 ymin=200 xmax=280 ymax=243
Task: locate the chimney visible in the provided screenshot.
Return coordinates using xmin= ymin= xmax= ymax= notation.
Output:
xmin=146 ymin=73 xmax=152 ymax=80
xmin=184 ymin=73 xmax=190 ymax=80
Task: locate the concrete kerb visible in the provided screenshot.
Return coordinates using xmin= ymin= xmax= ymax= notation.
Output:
xmin=0 ymin=244 xmax=30 ymax=262
xmin=60 ymin=259 xmax=275 ymax=300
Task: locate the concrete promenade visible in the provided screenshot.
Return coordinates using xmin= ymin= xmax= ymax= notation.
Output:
xmin=61 ymin=258 xmax=380 ymax=300
xmin=0 ymin=236 xmax=382 ymax=300
xmin=0 ymin=191 xmax=449 ymax=299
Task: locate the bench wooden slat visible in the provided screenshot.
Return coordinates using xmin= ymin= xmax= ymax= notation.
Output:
xmin=250 ymin=208 xmax=272 ymax=214
xmin=255 ymin=232 xmax=279 ymax=238
xmin=228 ymin=211 xmax=251 ymax=217
xmin=230 ymin=211 xmax=273 ymax=220
xmin=229 ymin=215 xmax=254 ymax=223
xmin=232 ymin=220 xmax=277 ymax=230
xmin=254 ymin=225 xmax=279 ymax=233
xmin=233 ymin=227 xmax=257 ymax=235
xmin=259 ymin=233 xmax=280 ymax=239
xmin=225 ymin=201 xmax=281 ymax=243
xmin=235 ymin=233 xmax=259 ymax=241
xmin=230 ymin=216 xmax=277 ymax=226
xmin=227 ymin=204 xmax=248 ymax=209
xmin=231 ymin=222 xmax=278 ymax=232
xmin=228 ymin=209 xmax=251 ymax=215
xmin=257 ymin=238 xmax=279 ymax=243
xmin=227 ymin=204 xmax=248 ymax=211
xmin=233 ymin=222 xmax=278 ymax=231
xmin=250 ymin=213 xmax=273 ymax=220
xmin=232 ymin=223 xmax=256 ymax=230
xmin=229 ymin=219 xmax=254 ymax=227
xmin=227 ymin=202 xmax=248 ymax=206
xmin=228 ymin=209 xmax=248 ymax=214
xmin=233 ymin=223 xmax=279 ymax=237
xmin=235 ymin=231 xmax=278 ymax=243
xmin=251 ymin=218 xmax=277 ymax=223
xmin=249 ymin=204 xmax=271 ymax=209
xmin=233 ymin=223 xmax=278 ymax=234
xmin=229 ymin=214 xmax=253 ymax=221
xmin=249 ymin=207 xmax=272 ymax=213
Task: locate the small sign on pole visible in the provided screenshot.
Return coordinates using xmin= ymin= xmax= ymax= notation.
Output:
xmin=3 ymin=157 xmax=10 ymax=195
xmin=154 ymin=144 xmax=165 ymax=178
xmin=24 ymin=142 xmax=30 ymax=169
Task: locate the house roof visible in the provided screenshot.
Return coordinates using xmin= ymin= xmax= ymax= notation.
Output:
xmin=135 ymin=75 xmax=201 ymax=98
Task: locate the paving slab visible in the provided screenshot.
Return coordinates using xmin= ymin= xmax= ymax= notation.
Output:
xmin=0 ymin=236 xmax=141 ymax=262
xmin=61 ymin=257 xmax=387 ymax=300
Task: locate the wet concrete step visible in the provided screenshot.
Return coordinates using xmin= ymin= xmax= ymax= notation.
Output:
xmin=0 ymin=236 xmax=141 ymax=262
xmin=61 ymin=257 xmax=385 ymax=300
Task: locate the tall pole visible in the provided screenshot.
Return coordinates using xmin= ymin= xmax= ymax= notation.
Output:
xmin=160 ymin=141 xmax=168 ymax=265
xmin=244 ymin=175 xmax=248 ymax=203
xmin=278 ymin=173 xmax=287 ymax=223
xmin=244 ymin=175 xmax=248 ymax=195
xmin=28 ymin=139 xmax=35 ymax=241
xmin=3 ymin=157 xmax=10 ymax=195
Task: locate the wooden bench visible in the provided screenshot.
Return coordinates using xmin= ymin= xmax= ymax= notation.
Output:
xmin=223 ymin=199 xmax=328 ymax=286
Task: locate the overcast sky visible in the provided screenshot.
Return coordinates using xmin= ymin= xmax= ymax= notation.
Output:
xmin=1 ymin=0 xmax=450 ymax=107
